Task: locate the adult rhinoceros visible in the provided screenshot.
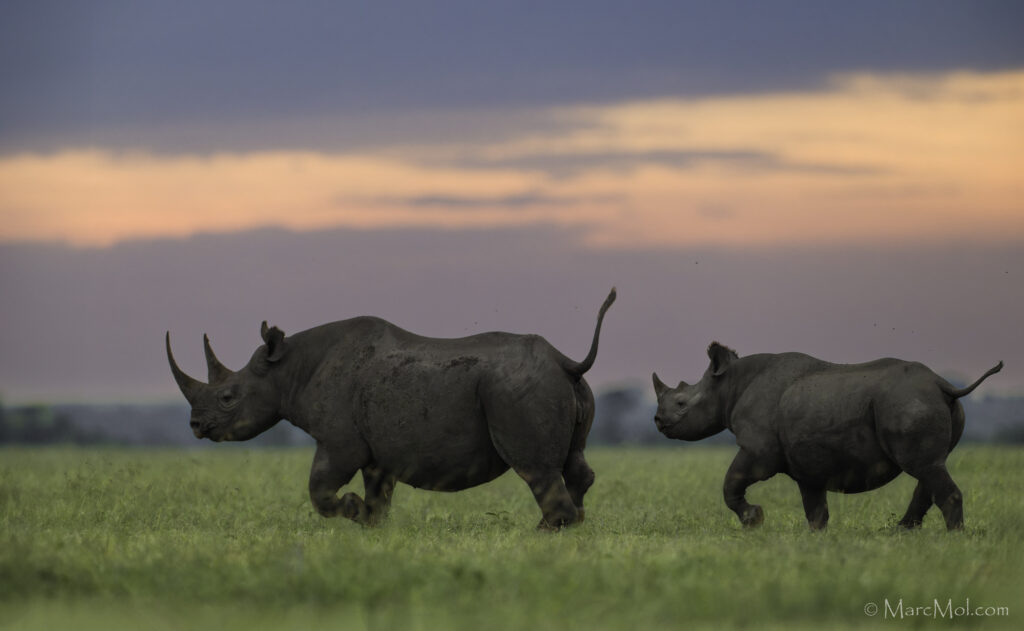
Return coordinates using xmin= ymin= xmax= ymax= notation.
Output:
xmin=652 ymin=343 xmax=1001 ymax=531
xmin=167 ymin=289 xmax=615 ymax=530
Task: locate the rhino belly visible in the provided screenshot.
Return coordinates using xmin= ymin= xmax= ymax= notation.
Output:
xmin=355 ymin=380 xmax=511 ymax=491
xmin=781 ymin=417 xmax=902 ymax=493
xmin=374 ymin=429 xmax=510 ymax=491
xmin=395 ymin=446 xmax=509 ymax=491
xmin=786 ymin=456 xmax=901 ymax=495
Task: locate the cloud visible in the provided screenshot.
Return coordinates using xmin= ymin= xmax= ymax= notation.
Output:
xmin=1 ymin=70 xmax=1022 ymax=248
xmin=5 ymin=1 xmax=1023 ymax=155
xmin=404 ymin=192 xmax=571 ymax=209
xmin=356 ymin=191 xmax=624 ymax=211
xmin=453 ymin=149 xmax=773 ymax=177
xmin=453 ymin=149 xmax=884 ymax=178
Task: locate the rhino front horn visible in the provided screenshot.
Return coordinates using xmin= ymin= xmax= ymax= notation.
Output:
xmin=652 ymin=372 xmax=670 ymax=397
xmin=204 ymin=334 xmax=233 ymax=384
xmin=166 ymin=332 xmax=205 ymax=402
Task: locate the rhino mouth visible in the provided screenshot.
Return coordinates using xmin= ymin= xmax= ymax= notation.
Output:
xmin=191 ymin=419 xmax=227 ymax=441
xmin=193 ymin=425 xmax=222 ymax=441
xmin=655 ymin=409 xmax=689 ymax=433
xmin=204 ymin=427 xmax=230 ymax=442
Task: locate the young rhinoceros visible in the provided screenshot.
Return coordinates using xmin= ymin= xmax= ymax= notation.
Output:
xmin=167 ymin=289 xmax=615 ymax=530
xmin=652 ymin=343 xmax=1002 ymax=531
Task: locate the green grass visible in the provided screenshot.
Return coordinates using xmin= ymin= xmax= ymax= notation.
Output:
xmin=2 ymin=446 xmax=1022 ymax=630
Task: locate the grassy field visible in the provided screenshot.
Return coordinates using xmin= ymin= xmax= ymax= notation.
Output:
xmin=1 ymin=445 xmax=1021 ymax=630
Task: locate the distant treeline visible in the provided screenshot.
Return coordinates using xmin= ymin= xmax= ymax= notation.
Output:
xmin=0 ymin=404 xmax=108 ymax=445
xmin=0 ymin=401 xmax=304 ymax=447
xmin=2 ymin=387 xmax=1023 ymax=446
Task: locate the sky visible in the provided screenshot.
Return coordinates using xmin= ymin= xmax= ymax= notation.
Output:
xmin=1 ymin=1 xmax=1023 ymax=403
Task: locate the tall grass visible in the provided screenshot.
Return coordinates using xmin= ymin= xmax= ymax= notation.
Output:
xmin=2 ymin=446 xmax=1021 ymax=630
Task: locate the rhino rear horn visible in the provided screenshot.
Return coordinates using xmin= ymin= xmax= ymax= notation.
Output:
xmin=203 ymin=334 xmax=233 ymax=383
xmin=166 ymin=332 xmax=205 ymax=402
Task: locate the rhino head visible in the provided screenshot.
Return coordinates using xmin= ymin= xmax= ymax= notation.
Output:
xmin=166 ymin=321 xmax=288 ymax=442
xmin=651 ymin=342 xmax=737 ymax=441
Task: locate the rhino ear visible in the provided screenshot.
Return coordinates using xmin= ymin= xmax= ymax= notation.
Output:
xmin=260 ymin=321 xmax=288 ymax=363
xmin=652 ymin=372 xmax=669 ymax=398
xmin=707 ymin=341 xmax=738 ymax=377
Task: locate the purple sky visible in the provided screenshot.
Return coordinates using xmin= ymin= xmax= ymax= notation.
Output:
xmin=1 ymin=1 xmax=1022 ymax=402
xmin=1 ymin=226 xmax=1019 ymax=402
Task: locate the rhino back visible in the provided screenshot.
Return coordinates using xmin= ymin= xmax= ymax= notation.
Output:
xmin=777 ymin=358 xmax=940 ymax=431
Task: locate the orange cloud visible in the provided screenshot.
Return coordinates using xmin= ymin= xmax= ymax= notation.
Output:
xmin=1 ymin=70 xmax=1022 ymax=247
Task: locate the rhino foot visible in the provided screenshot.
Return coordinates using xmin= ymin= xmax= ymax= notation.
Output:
xmin=536 ymin=515 xmax=576 ymax=532
xmin=340 ymin=492 xmax=371 ymax=525
xmin=740 ymin=505 xmax=764 ymax=528
xmin=536 ymin=518 xmax=561 ymax=532
xmin=535 ymin=506 xmax=581 ymax=532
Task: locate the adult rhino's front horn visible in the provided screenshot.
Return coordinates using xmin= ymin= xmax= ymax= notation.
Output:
xmin=166 ymin=332 xmax=205 ymax=402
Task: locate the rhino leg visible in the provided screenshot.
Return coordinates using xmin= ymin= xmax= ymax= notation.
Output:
xmin=882 ymin=403 xmax=964 ymax=530
xmin=308 ymin=442 xmax=375 ymax=525
xmin=910 ymin=463 xmax=963 ymax=530
xmin=482 ymin=385 xmax=581 ymax=530
xmin=359 ymin=465 xmax=397 ymax=525
xmin=723 ymin=448 xmax=775 ymax=528
xmin=518 ymin=469 xmax=579 ymax=531
xmin=562 ymin=450 xmax=595 ymax=522
xmin=888 ymin=433 xmax=962 ymax=530
xmin=897 ymin=480 xmax=932 ymax=528
xmin=798 ymin=483 xmax=829 ymax=530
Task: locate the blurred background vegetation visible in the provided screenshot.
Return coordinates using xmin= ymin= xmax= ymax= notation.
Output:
xmin=3 ymin=383 xmax=1022 ymax=447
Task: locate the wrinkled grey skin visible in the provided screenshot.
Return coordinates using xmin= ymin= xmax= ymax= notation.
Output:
xmin=167 ymin=288 xmax=616 ymax=530
xmin=653 ymin=343 xmax=1002 ymax=531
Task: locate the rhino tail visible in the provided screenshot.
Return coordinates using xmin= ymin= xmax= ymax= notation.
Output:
xmin=560 ymin=287 xmax=617 ymax=380
xmin=940 ymin=361 xmax=1003 ymax=399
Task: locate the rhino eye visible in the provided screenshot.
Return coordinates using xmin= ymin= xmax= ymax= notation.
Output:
xmin=218 ymin=390 xmax=238 ymax=407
